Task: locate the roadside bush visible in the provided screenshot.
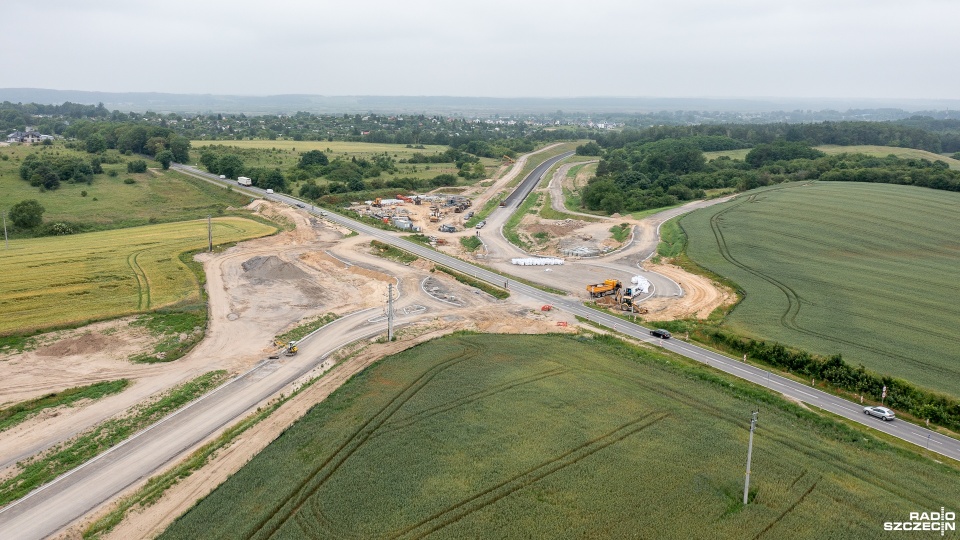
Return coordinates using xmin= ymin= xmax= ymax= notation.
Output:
xmin=705 ymin=328 xmax=960 ymax=431
xmin=127 ymin=160 xmax=147 ymax=173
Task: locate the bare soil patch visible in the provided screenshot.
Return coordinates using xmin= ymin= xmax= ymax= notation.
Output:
xmin=638 ymin=262 xmax=735 ymax=321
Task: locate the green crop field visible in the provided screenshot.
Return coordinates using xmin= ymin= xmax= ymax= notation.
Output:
xmin=704 ymin=145 xmax=960 ymax=170
xmin=0 ymin=217 xmax=275 ymax=334
xmin=160 ymin=333 xmax=959 ymax=540
xmin=681 ymin=182 xmax=960 ymax=397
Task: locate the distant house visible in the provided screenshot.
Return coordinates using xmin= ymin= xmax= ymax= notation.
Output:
xmin=6 ymin=130 xmax=51 ymax=144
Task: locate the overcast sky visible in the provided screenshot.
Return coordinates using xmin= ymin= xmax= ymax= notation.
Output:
xmin=3 ymin=0 xmax=958 ymax=99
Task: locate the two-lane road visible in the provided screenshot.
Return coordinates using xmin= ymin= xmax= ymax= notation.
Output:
xmin=248 ymin=169 xmax=958 ymax=464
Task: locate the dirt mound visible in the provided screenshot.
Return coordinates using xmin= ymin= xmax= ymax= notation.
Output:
xmin=35 ymin=332 xmax=116 ymax=357
xmin=241 ymin=256 xmax=308 ymax=282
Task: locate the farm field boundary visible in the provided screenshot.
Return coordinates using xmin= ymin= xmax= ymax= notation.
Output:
xmin=160 ymin=333 xmax=960 ymax=540
xmin=0 ymin=217 xmax=276 ymax=335
xmin=680 ymin=181 xmax=960 ymax=397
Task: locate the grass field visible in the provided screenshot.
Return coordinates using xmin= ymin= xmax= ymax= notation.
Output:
xmin=160 ymin=333 xmax=960 ymax=540
xmin=681 ymin=182 xmax=960 ymax=397
xmin=704 ymin=145 xmax=960 ymax=170
xmin=190 ymin=139 xmax=499 ymax=183
xmin=0 ymin=145 xmax=255 ymax=236
xmin=0 ymin=217 xmax=276 ymax=334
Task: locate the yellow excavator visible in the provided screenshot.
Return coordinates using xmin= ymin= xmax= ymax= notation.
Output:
xmin=273 ymin=339 xmax=299 ymax=357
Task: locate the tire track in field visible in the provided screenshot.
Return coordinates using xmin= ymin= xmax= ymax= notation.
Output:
xmin=370 ymin=367 xmax=570 ymax=439
xmin=246 ymin=341 xmax=483 ymax=540
xmin=752 ymin=478 xmax=819 ymax=540
xmin=706 ymin=194 xmax=952 ymax=369
xmin=126 ymin=250 xmax=150 ymax=310
xmin=580 ymin=365 xmax=939 ymax=510
xmin=389 ymin=413 xmax=670 ymax=540
xmin=709 ymin=197 xmax=803 ymax=333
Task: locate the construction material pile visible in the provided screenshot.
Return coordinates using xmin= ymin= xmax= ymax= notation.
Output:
xmin=511 ymin=258 xmax=564 ymax=266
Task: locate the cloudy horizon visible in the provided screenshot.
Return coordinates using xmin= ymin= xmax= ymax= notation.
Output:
xmin=3 ymin=0 xmax=958 ymax=100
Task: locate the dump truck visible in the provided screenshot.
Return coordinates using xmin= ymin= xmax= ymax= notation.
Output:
xmin=586 ymin=279 xmax=621 ymax=298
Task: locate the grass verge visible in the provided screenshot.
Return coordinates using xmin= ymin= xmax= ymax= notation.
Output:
xmin=370 ymin=240 xmax=418 ymax=264
xmin=434 ymin=266 xmax=509 ymax=299
xmin=0 ymin=380 xmax=130 ymax=433
xmin=459 ymin=236 xmax=482 ymax=253
xmin=276 ymin=313 xmax=340 ymax=344
xmin=609 ymin=223 xmax=631 ymax=243
xmin=502 ymin=192 xmax=541 ymax=251
xmin=0 ymin=371 xmax=228 ymax=507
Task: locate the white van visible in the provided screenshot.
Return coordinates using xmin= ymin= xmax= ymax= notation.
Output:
xmin=265 ymin=189 xmax=274 ymax=194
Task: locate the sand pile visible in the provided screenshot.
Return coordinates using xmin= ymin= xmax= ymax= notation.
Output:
xmin=241 ymin=256 xmax=309 ymax=282
xmin=35 ymin=332 xmax=116 ymax=357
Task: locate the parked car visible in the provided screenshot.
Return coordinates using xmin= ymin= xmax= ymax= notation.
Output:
xmin=863 ymin=406 xmax=895 ymax=421
xmin=475 ymin=221 xmax=486 ymax=230
xmin=465 ymin=211 xmax=474 ymax=219
xmin=319 ymin=211 xmax=328 ymax=216
xmin=650 ymin=329 xmax=671 ymax=339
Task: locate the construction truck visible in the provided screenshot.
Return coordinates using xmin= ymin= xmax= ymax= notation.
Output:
xmin=372 ymin=198 xmax=383 ymax=208
xmin=284 ymin=340 xmax=298 ymax=356
xmin=586 ymin=279 xmax=621 ymax=298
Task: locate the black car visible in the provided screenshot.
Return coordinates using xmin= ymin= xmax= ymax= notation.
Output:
xmin=651 ymin=329 xmax=671 ymax=339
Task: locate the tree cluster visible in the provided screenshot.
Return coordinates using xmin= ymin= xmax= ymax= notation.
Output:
xmin=596 ymin=121 xmax=946 ymax=153
xmin=582 ymin=136 xmax=960 ymax=214
xmin=19 ymin=153 xmax=95 ymax=190
xmin=65 ymin=121 xmax=190 ymax=163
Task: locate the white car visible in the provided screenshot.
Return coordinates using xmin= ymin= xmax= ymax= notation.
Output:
xmin=265 ymin=189 xmax=274 ymax=194
xmin=863 ymin=406 xmax=895 ymax=421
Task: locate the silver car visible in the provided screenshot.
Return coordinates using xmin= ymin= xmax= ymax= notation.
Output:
xmin=863 ymin=406 xmax=895 ymax=421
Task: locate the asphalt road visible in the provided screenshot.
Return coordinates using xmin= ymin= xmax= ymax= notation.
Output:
xmin=0 ymin=309 xmax=414 ymax=540
xmin=243 ymin=166 xmax=959 ymax=465
xmin=4 ymin=162 xmax=954 ymax=539
xmin=179 ymin=164 xmax=960 ymax=464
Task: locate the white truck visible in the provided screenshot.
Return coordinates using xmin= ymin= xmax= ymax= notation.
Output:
xmin=237 ymin=176 xmax=252 ymax=186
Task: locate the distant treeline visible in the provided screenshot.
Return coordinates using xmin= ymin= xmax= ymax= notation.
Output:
xmin=581 ymin=135 xmax=960 ymax=214
xmin=596 ymin=120 xmax=960 ymax=153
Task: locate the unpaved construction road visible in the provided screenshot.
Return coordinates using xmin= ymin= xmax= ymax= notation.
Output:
xmin=0 ymin=152 xmax=822 ymax=539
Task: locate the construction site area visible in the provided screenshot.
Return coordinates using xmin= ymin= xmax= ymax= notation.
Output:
xmin=0 ymin=147 xmax=736 ymax=540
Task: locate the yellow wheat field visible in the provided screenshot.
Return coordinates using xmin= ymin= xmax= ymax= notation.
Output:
xmin=0 ymin=217 xmax=276 ymax=334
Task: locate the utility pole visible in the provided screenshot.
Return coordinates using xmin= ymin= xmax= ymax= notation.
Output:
xmin=743 ymin=410 xmax=759 ymax=505
xmin=207 ymin=215 xmax=213 ymax=252
xmin=387 ymin=283 xmax=394 ymax=341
